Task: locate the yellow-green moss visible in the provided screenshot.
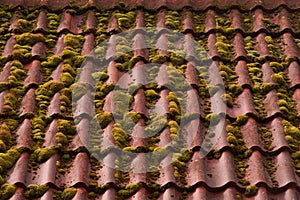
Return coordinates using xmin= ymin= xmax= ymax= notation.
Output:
xmin=15 ymin=33 xmax=45 ymax=46
xmin=235 ymin=115 xmax=249 ymax=126
xmin=58 ymin=119 xmax=76 ymax=136
xmin=244 ymin=185 xmax=258 ymax=197
xmin=71 ymin=82 xmax=90 ymax=100
xmin=96 ymin=112 xmax=113 ymax=128
xmin=61 ymin=188 xmax=77 ymax=200
xmin=112 ymin=124 xmax=130 ymax=149
xmin=41 ymin=55 xmax=62 ymax=68
xmin=0 ymin=183 xmax=16 ymax=199
xmin=24 ymin=184 xmax=49 ymax=198
xmin=55 ymin=132 xmax=68 ymax=146
xmin=33 ymin=147 xmax=57 ymax=163
xmin=117 ymin=183 xmax=142 ymax=199
xmin=0 ymin=123 xmax=11 ymax=145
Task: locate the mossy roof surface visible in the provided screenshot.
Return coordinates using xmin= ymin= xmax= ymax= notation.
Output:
xmin=0 ymin=0 xmax=300 ymax=199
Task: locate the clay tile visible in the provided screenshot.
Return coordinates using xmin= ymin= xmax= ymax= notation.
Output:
xmin=231 ymin=9 xmax=243 ymax=31
xmin=20 ymin=88 xmax=36 ymax=117
xmin=205 ymin=10 xmax=216 ymax=33
xmin=86 ymin=11 xmax=97 ymax=32
xmin=156 ymin=11 xmax=166 ymax=30
xmin=158 ymin=155 xmax=176 ymax=185
xmin=44 ymin=119 xmax=58 ymax=147
xmin=40 ymin=188 xmax=54 ymax=200
xmin=107 ymin=14 xmax=119 ymax=33
xmin=99 ymin=152 xmax=116 ymax=184
xmin=47 ymin=93 xmax=61 ymax=117
xmin=67 ymin=152 xmax=90 ymax=187
xmin=130 ymin=188 xmax=148 ymax=200
xmin=279 ymin=8 xmax=292 ymax=32
xmin=2 ymin=36 xmax=16 ymax=57
xmin=0 ymin=61 xmax=11 ymax=82
xmin=156 ymin=33 xmax=168 ymax=55
xmin=133 ymin=88 xmax=148 ymax=116
xmin=246 ymin=151 xmax=271 ymax=186
xmin=233 ymin=33 xmax=247 ymax=59
xmin=154 ymin=89 xmax=169 ymax=116
xmin=240 ymin=117 xmax=261 ymax=149
xmin=9 ymin=14 xmax=20 ymax=32
xmin=16 ymin=119 xmax=33 ymax=147
xmin=236 ymin=60 xmax=252 ymax=87
xmin=283 ymin=32 xmax=300 ymax=59
xmin=229 ymin=88 xmax=256 ymax=118
xmin=132 ymin=120 xmax=147 ymax=147
xmin=184 ymin=34 xmax=197 ymax=59
xmin=73 ymin=188 xmax=88 ymax=200
xmin=76 ymin=118 xmax=91 ymax=148
xmin=132 ymin=33 xmax=148 ymax=59
xmin=207 ymin=34 xmax=219 ymax=58
xmin=256 ymin=33 xmax=270 ymax=57
xmin=185 ymin=88 xmax=202 ymax=115
xmin=131 ymin=153 xmax=147 ymax=179
xmin=182 ymin=11 xmax=194 ymax=33
xmin=36 ymin=11 xmax=48 ymax=31
xmin=288 ymin=61 xmax=300 ymax=88
xmin=81 ymin=33 xmax=95 ymax=56
xmin=275 ymin=151 xmax=298 ymax=187
xmin=261 ymin=61 xmax=274 ymax=83
xmin=181 ymin=118 xmax=205 ymax=149
xmin=23 ymin=60 xmax=43 ymax=86
xmin=9 ymin=187 xmax=25 ymax=200
xmin=106 ymin=61 xmax=119 ymax=84
xmin=32 ymin=42 xmax=46 ymax=58
xmin=185 ymin=62 xmax=199 ymax=86
xmin=78 ymin=61 xmax=95 ymax=86
xmin=74 ymin=90 xmax=95 ymax=117
xmin=156 ymin=64 xmax=170 ymax=87
xmin=0 ymin=90 xmax=8 ymax=113
xmin=53 ymin=34 xmax=66 ymax=56
xmin=131 ymin=61 xmax=147 ymax=85
xmin=7 ymin=152 xmax=30 ymax=185
xmin=135 ymin=10 xmax=145 ymax=29
xmin=57 ymin=12 xmax=83 ymax=34
xmin=263 ymin=90 xmax=280 ymax=118
xmin=293 ymin=89 xmax=300 ymax=116
xmin=106 ymin=35 xmax=117 ymax=59
xmin=253 ymin=8 xmax=266 ymax=32
xmin=267 ymin=118 xmax=289 ymax=151
xmin=36 ymin=154 xmax=58 ymax=185
xmin=100 ymin=189 xmax=116 ymax=200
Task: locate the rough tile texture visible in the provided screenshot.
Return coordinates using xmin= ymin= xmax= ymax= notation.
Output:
xmin=0 ymin=0 xmax=300 ymax=199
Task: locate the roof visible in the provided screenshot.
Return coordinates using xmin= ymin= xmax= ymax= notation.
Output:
xmin=0 ymin=0 xmax=300 ymax=199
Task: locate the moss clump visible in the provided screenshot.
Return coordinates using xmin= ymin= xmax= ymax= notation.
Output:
xmin=32 ymin=147 xmax=57 ymax=163
xmin=235 ymin=115 xmax=249 ymax=126
xmin=24 ymin=184 xmax=49 ymax=198
xmin=0 ymin=140 xmax=6 ymax=152
xmin=0 ymin=123 xmax=11 ymax=145
xmin=0 ymin=183 xmax=16 ymax=199
xmin=115 ymin=11 xmax=136 ymax=30
xmin=0 ymin=148 xmax=21 ymax=173
xmin=206 ymin=113 xmax=222 ymax=126
xmin=61 ymin=72 xmax=74 ymax=86
xmin=168 ymin=120 xmax=179 ymax=138
xmin=41 ymin=55 xmax=62 ymax=68
xmin=92 ymin=72 xmax=108 ymax=81
xmin=124 ymin=112 xmax=142 ymax=123
xmin=55 ymin=132 xmax=68 ymax=146
xmin=96 ymin=112 xmax=113 ymax=128
xmin=36 ymin=80 xmax=64 ymax=97
xmin=61 ymin=188 xmax=77 ymax=200
xmin=64 ymin=34 xmax=84 ymax=49
xmin=112 ymin=124 xmax=130 ymax=149
xmin=150 ymin=55 xmax=167 ymax=64
xmin=15 ymin=33 xmax=45 ymax=46
xmin=117 ymin=183 xmax=142 ymax=199
xmin=244 ymin=185 xmax=258 ymax=197
xmin=58 ymin=120 xmax=76 ymax=136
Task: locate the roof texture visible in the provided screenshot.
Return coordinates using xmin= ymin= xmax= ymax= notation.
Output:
xmin=0 ymin=0 xmax=300 ymax=199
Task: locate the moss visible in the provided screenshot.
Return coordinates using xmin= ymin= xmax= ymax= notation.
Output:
xmin=0 ymin=123 xmax=11 ymax=145
xmin=169 ymin=101 xmax=180 ymax=117
xmin=244 ymin=185 xmax=258 ymax=197
xmin=15 ymin=33 xmax=45 ymax=46
xmin=61 ymin=72 xmax=74 ymax=86
xmin=206 ymin=113 xmax=222 ymax=126
xmin=0 ymin=82 xmax=8 ymax=92
xmin=41 ymin=55 xmax=62 ymax=68
xmin=61 ymin=188 xmax=77 ymax=200
xmin=112 ymin=124 xmax=130 ymax=149
xmin=24 ymin=184 xmax=49 ymax=198
xmin=262 ymin=83 xmax=277 ymax=94
xmin=117 ymin=183 xmax=142 ymax=199
xmin=145 ymin=115 xmax=168 ymax=135
xmin=95 ymin=112 xmax=113 ymax=128
xmin=0 ymin=183 xmax=16 ymax=200
xmin=36 ymin=80 xmax=64 ymax=97
xmin=0 ymin=148 xmax=20 ymax=173
xmin=58 ymin=120 xmax=76 ymax=136
xmin=64 ymin=34 xmax=84 ymax=49
xmin=33 ymin=147 xmax=57 ymax=163
xmin=0 ymin=140 xmax=6 ymax=152
xmin=221 ymin=93 xmax=233 ymax=107
xmin=55 ymin=132 xmax=68 ymax=146
xmin=168 ymin=120 xmax=179 ymax=135
xmin=235 ymin=115 xmax=249 ymax=126
xmin=92 ymin=72 xmax=108 ymax=81
xmin=124 ymin=111 xmax=142 ymax=123
xmin=150 ymin=55 xmax=167 ymax=64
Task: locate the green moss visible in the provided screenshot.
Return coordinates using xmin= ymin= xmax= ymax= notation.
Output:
xmin=61 ymin=188 xmax=77 ymax=200
xmin=0 ymin=148 xmax=20 ymax=173
xmin=96 ymin=112 xmax=113 ymax=128
xmin=36 ymin=80 xmax=64 ymax=97
xmin=244 ymin=185 xmax=258 ymax=197
xmin=0 ymin=183 xmax=16 ymax=200
xmin=150 ymin=55 xmax=167 ymax=64
xmin=41 ymin=55 xmax=62 ymax=68
xmin=117 ymin=183 xmax=142 ymax=199
xmin=168 ymin=120 xmax=179 ymax=136
xmin=55 ymin=132 xmax=68 ymax=145
xmin=169 ymin=101 xmax=180 ymax=117
xmin=262 ymin=83 xmax=277 ymax=94
xmin=112 ymin=124 xmax=130 ymax=149
xmin=61 ymin=72 xmax=74 ymax=86
xmin=15 ymin=33 xmax=45 ymax=45
xmin=33 ymin=147 xmax=57 ymax=163
xmin=235 ymin=115 xmax=249 ymax=126
xmin=58 ymin=119 xmax=76 ymax=136
xmin=0 ymin=82 xmax=8 ymax=92
xmin=24 ymin=184 xmax=49 ymax=198
xmin=0 ymin=123 xmax=11 ymax=145
xmin=0 ymin=140 xmax=6 ymax=152
xmin=64 ymin=34 xmax=84 ymax=49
